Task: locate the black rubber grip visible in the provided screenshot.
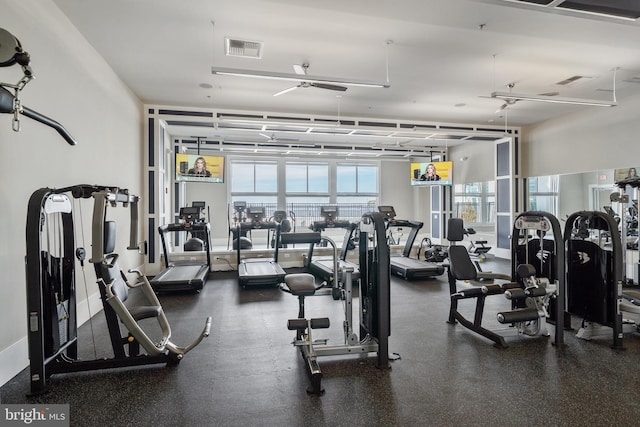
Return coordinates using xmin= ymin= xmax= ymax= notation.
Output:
xmin=482 ymin=284 xmax=504 ymax=295
xmin=310 ymin=318 xmax=330 ymax=329
xmin=497 ymin=308 xmax=539 ymax=324
xmin=505 ymin=288 xmax=526 ymax=301
xmin=287 ymin=319 xmax=308 ymax=331
xmin=526 ymin=287 xmax=547 ymax=298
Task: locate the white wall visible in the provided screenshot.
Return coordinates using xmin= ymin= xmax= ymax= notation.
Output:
xmin=522 ymin=95 xmax=640 ymax=178
xmin=449 ymin=140 xmax=496 ymax=185
xmin=0 ymin=0 xmax=143 ymax=386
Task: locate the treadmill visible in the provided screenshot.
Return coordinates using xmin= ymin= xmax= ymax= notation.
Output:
xmin=379 ymin=205 xmax=445 ymax=280
xmin=307 ymin=219 xmax=360 ymax=286
xmin=237 ymin=206 xmax=286 ymax=288
xmin=151 ymin=205 xmax=212 ymax=292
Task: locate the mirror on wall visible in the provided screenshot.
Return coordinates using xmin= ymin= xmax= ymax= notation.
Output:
xmin=529 ymin=169 xmax=638 ymax=222
xmin=530 ymin=168 xmax=639 ymax=285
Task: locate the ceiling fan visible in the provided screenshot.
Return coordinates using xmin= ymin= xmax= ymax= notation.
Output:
xmin=273 ymin=64 xmax=348 ymax=97
xmin=259 ymin=133 xmax=300 ymax=143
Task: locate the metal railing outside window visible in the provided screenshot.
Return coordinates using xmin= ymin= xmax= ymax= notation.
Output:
xmin=228 ymin=202 xmax=375 ymax=229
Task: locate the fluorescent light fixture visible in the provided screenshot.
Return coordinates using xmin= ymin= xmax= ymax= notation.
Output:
xmin=212 ymin=66 xmax=390 ymax=89
xmin=491 ymin=91 xmax=616 ymax=107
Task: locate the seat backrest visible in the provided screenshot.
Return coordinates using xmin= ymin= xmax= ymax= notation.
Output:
xmin=447 ymin=218 xmax=465 ymax=242
xmin=100 ymin=221 xmax=129 ymax=302
xmin=448 ymin=245 xmax=478 ymax=281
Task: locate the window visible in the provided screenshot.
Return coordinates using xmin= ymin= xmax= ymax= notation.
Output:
xmin=230 ymin=160 xmax=278 ymax=209
xmin=336 ymin=163 xmax=378 ymax=204
xmin=454 ymin=181 xmax=495 ymax=227
xmin=286 ymin=162 xmax=329 ymax=194
xmin=527 ymin=175 xmax=559 ymax=216
xmin=229 ymin=157 xmax=379 ymax=225
xmin=230 ymin=160 xmax=277 ymax=193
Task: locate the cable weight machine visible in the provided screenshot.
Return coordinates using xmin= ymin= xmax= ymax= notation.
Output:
xmin=25 ymin=185 xmax=210 ymax=395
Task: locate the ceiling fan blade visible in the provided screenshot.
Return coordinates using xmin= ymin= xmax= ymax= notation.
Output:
xmin=310 ymin=82 xmax=347 ymax=92
xmin=293 ymin=64 xmax=307 ymax=75
xmin=273 ymin=85 xmax=300 ymax=97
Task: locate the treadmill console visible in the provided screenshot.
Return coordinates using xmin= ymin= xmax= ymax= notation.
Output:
xmin=378 ymin=205 xmax=397 ymax=221
xmin=234 ymin=201 xmax=247 ymax=213
xmin=311 ymin=206 xmax=350 ymax=231
xmin=179 ymin=206 xmax=204 ymax=223
xmin=321 ymin=206 xmax=338 ymax=220
xmin=247 ymin=206 xmax=266 ymax=225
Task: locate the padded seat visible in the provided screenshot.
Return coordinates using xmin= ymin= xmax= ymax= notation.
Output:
xmin=284 ymin=273 xmax=317 ymax=296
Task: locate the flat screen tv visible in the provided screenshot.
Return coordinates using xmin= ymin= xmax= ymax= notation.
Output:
xmin=410 ymin=161 xmax=453 ymax=186
xmin=614 ymin=166 xmax=639 ymax=182
xmin=175 ymin=153 xmax=224 ymax=183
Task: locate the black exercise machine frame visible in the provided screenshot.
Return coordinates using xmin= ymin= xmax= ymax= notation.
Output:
xmin=25 ymin=185 xmax=210 ymax=395
xmin=446 ymin=212 xmax=565 ymax=348
xmin=563 ymin=210 xmax=625 ymax=349
xmin=282 ymin=211 xmax=391 ymax=395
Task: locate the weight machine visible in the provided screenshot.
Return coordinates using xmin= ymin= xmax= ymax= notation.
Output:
xmin=25 ymin=185 xmax=210 ymax=395
xmin=281 ymin=212 xmax=392 ymax=395
xmin=564 ymin=210 xmax=640 ymax=348
xmin=446 ymin=214 xmax=564 ymax=348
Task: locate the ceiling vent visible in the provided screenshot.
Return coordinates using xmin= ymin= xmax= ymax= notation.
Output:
xmin=225 ymin=38 xmax=263 ymax=59
xmin=556 ymin=75 xmax=592 ymax=86
xmin=502 ymin=0 xmax=640 ymax=20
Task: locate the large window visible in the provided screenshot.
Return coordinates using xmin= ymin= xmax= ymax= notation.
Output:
xmin=230 ymin=160 xmax=278 ymax=205
xmin=229 ymin=157 xmax=379 ymax=225
xmin=336 ymin=163 xmax=378 ymax=204
xmin=286 ymin=162 xmax=329 ymax=195
xmin=454 ymin=181 xmax=495 ymax=227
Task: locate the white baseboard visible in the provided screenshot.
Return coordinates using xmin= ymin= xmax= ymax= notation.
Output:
xmin=0 ymin=292 xmax=103 ymax=389
xmin=0 ymin=337 xmax=28 ymax=391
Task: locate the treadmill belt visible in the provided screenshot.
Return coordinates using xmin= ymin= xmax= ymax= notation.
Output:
xmin=238 ymin=259 xmax=286 ymax=287
xmin=150 ymin=264 xmax=209 ymax=292
xmin=390 ymin=256 xmax=444 ymax=280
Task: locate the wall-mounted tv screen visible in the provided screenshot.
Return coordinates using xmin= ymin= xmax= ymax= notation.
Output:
xmin=175 ymin=153 xmax=224 ymax=183
xmin=410 ymin=161 xmax=453 ymax=186
xmin=614 ymin=166 xmax=639 ymax=182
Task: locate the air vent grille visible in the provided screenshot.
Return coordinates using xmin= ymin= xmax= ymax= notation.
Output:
xmin=225 ymin=38 xmax=263 ymax=59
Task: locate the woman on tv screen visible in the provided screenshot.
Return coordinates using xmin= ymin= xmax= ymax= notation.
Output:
xmin=188 ymin=156 xmax=212 ymax=177
xmin=420 ymin=163 xmax=440 ymax=181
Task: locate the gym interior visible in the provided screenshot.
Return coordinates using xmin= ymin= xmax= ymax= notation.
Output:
xmin=2 ymin=1 xmax=640 ymax=425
